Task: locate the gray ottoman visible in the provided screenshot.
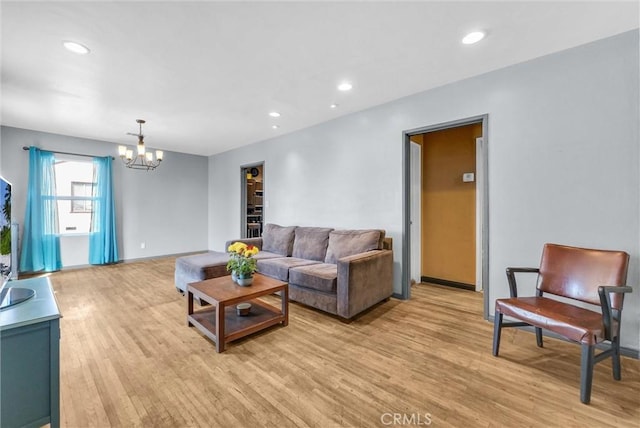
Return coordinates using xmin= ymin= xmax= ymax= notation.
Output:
xmin=174 ymin=251 xmax=230 ymax=293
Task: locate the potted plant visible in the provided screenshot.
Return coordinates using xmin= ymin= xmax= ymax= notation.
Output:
xmin=226 ymin=242 xmax=259 ymax=286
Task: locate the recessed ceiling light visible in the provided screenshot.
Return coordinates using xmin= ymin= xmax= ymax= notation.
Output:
xmin=330 ymin=104 xmax=339 ymax=109
xmin=272 ymin=125 xmax=279 ymax=129
xmin=337 ymin=82 xmax=352 ymax=91
xmin=462 ymin=31 xmax=485 ymax=45
xmin=269 ymin=111 xmax=281 ymax=118
xmin=63 ymin=41 xmax=90 ymax=55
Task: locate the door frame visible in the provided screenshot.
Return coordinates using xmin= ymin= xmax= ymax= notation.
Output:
xmin=409 ymin=141 xmax=422 ymax=285
xmin=401 ymin=114 xmax=489 ymax=317
xmin=240 ymin=161 xmax=265 ymax=238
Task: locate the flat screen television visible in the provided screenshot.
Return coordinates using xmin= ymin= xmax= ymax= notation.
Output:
xmin=1 ymin=175 xmax=12 ymax=288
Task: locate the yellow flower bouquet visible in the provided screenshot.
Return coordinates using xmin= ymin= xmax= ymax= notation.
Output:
xmin=227 ymin=242 xmax=259 ymax=285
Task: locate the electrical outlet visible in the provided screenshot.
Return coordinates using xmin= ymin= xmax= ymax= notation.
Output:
xmin=140 ymin=242 xmax=146 ymax=249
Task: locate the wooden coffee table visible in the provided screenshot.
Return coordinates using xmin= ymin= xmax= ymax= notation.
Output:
xmin=186 ymin=274 xmax=288 ymax=353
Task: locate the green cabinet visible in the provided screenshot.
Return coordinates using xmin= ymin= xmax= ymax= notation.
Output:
xmin=1 ymin=277 xmax=61 ymax=428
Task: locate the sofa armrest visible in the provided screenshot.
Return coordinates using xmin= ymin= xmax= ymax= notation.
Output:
xmin=224 ymin=237 xmax=263 ymax=251
xmin=337 ymin=249 xmax=394 ymax=319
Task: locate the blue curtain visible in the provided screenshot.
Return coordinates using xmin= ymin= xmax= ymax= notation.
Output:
xmin=19 ymin=147 xmax=61 ymax=272
xmin=89 ymin=156 xmax=119 ymax=264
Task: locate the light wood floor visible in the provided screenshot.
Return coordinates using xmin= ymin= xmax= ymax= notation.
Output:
xmin=49 ymin=257 xmax=639 ymax=427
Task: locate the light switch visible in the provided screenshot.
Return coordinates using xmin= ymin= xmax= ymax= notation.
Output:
xmin=463 ymin=172 xmax=475 ymax=182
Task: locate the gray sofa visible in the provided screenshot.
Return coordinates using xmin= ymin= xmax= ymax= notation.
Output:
xmin=175 ymin=223 xmax=394 ymax=319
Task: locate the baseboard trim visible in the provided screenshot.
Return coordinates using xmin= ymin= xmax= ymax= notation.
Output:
xmin=421 ymin=276 xmax=475 ymax=291
xmin=116 ymin=250 xmax=209 ymax=265
xmin=17 ymin=250 xmax=209 ymax=276
xmin=487 ymin=315 xmax=639 ymax=359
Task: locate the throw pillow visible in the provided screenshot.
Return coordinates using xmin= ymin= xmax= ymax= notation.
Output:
xmin=292 ymin=227 xmax=333 ymax=261
xmin=324 ymin=229 xmax=381 ymax=264
xmin=262 ymin=224 xmax=296 ymax=256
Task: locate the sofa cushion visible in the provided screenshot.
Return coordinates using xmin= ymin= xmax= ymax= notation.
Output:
xmin=292 ymin=227 xmax=333 ymax=262
xmin=375 ymin=230 xmax=386 ymax=250
xmin=262 ymin=224 xmax=296 ymax=256
xmin=252 ymin=250 xmax=285 ymax=260
xmin=289 ymin=263 xmax=338 ymax=293
xmin=324 ymin=229 xmax=382 ymax=264
xmin=175 ymin=251 xmax=229 ymax=278
xmin=257 ymin=257 xmax=320 ymax=282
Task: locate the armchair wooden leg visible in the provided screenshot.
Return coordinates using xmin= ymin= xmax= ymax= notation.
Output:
xmin=580 ymin=344 xmax=595 ymax=404
xmin=492 ymin=312 xmax=503 ymax=356
xmin=535 ymin=327 xmax=543 ymax=348
xmin=612 ymin=337 xmax=622 ymax=381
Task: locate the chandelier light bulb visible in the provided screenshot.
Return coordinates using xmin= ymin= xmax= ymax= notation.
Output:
xmin=119 ymin=119 xmax=164 ymax=171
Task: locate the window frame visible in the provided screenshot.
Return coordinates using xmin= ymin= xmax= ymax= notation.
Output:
xmin=69 ymin=181 xmax=95 ymax=214
xmin=52 ymin=157 xmax=96 ymax=235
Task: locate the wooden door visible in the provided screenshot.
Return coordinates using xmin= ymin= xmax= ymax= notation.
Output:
xmin=421 ymin=123 xmax=481 ymax=287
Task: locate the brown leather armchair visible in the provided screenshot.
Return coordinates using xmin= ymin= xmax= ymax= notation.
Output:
xmin=492 ymin=243 xmax=632 ymax=404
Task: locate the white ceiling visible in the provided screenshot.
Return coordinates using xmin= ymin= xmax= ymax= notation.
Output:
xmin=1 ymin=1 xmax=638 ymax=156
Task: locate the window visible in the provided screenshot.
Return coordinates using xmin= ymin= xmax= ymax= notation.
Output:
xmin=54 ymin=159 xmax=94 ymax=234
xmin=70 ymin=182 xmax=94 ymax=213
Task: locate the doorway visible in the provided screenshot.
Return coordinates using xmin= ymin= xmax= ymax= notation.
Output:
xmin=241 ymin=163 xmax=264 ymax=238
xmin=402 ymin=115 xmax=488 ymax=316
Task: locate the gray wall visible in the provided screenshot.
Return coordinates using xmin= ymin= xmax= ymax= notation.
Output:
xmin=0 ymin=126 xmax=209 ymax=266
xmin=208 ymin=30 xmax=639 ymax=351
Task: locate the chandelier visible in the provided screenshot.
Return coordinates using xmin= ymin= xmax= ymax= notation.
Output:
xmin=118 ymin=119 xmax=164 ymax=171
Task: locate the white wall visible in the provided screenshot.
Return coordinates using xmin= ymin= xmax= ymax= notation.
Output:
xmin=0 ymin=126 xmax=209 ymax=266
xmin=208 ymin=31 xmax=640 ymax=351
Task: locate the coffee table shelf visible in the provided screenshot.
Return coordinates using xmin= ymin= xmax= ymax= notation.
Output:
xmin=186 ymin=274 xmax=288 ymax=352
xmin=188 ymin=299 xmax=285 ymax=343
